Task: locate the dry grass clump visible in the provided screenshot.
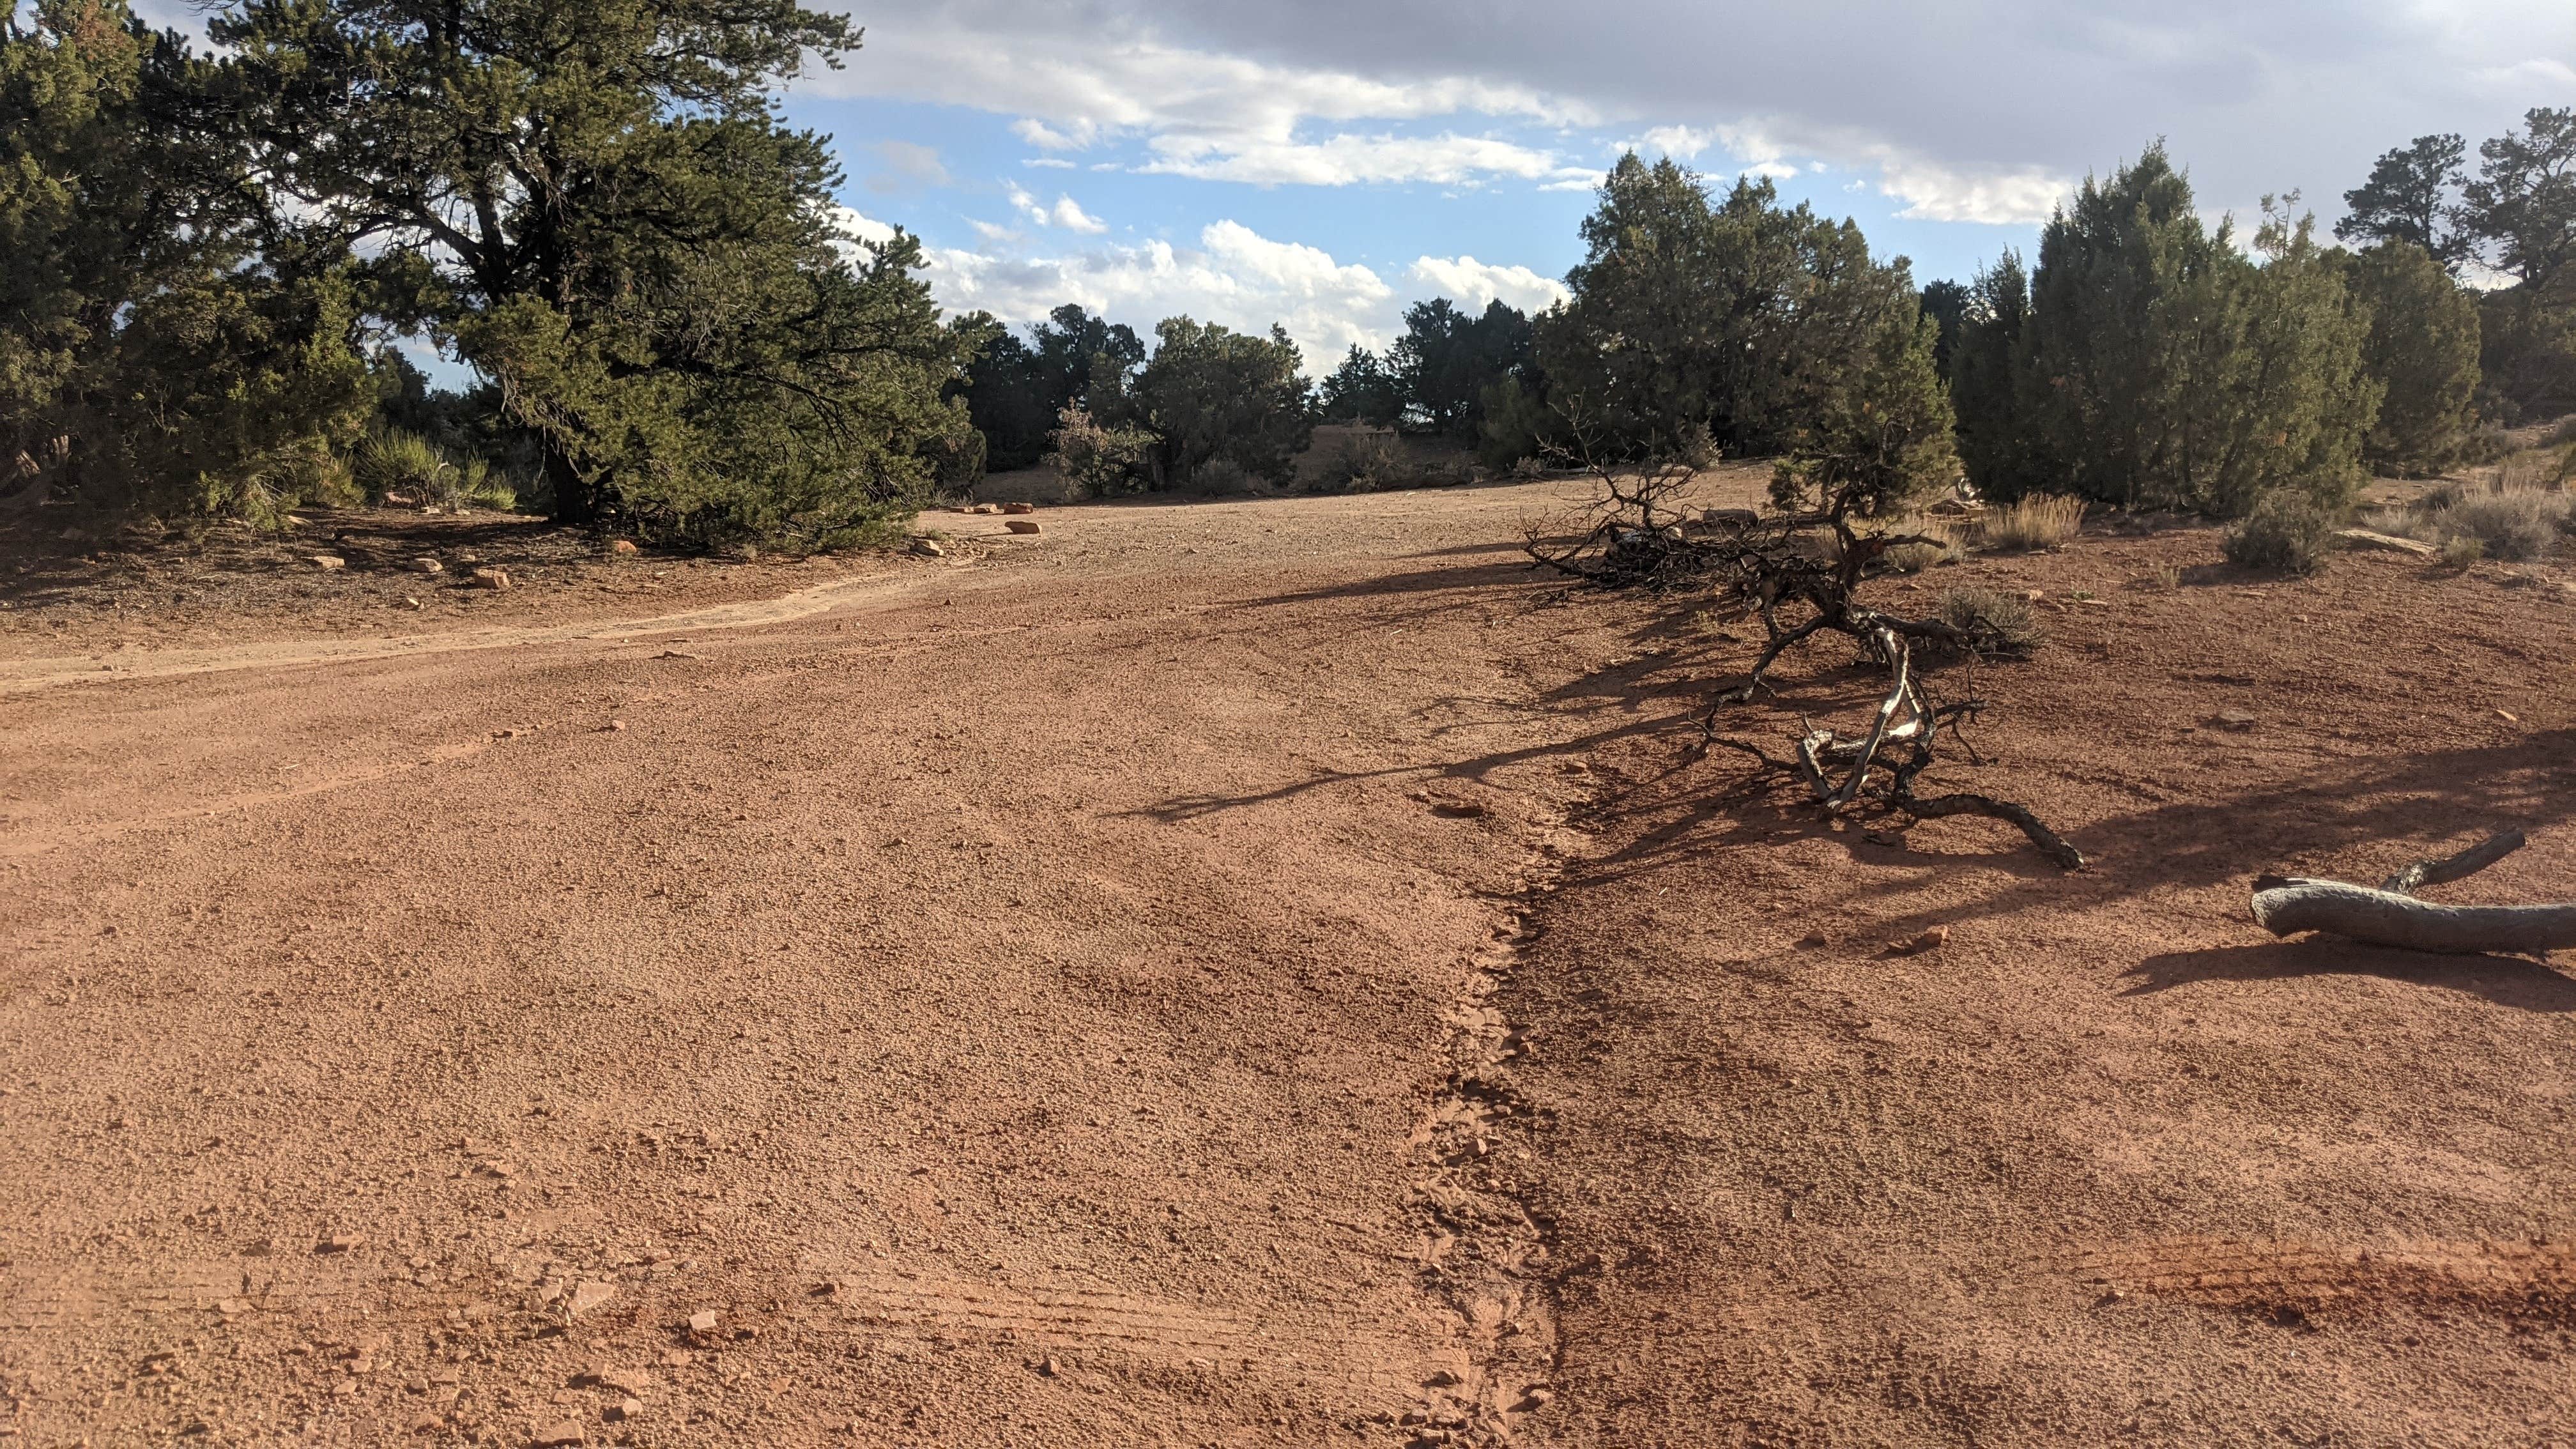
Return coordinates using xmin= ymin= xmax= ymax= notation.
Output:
xmin=1937 ymin=585 xmax=2044 ymax=656
xmin=1879 ymin=518 xmax=1962 ymax=573
xmin=1980 ymin=493 xmax=2085 ymax=551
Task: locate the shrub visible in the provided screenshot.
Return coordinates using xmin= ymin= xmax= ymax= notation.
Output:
xmin=1981 ymin=493 xmax=2085 ymax=551
xmin=353 ymin=427 xmax=458 ymax=503
xmin=1936 ymin=585 xmax=2044 ymax=656
xmin=2440 ymin=534 xmax=2485 ymax=568
xmin=1046 ymin=407 xmax=1155 ymax=496
xmin=2439 ymin=487 xmax=2568 ymax=560
xmin=2223 ymin=490 xmax=2340 ymax=574
xmin=1326 ymin=431 xmax=1407 ymax=492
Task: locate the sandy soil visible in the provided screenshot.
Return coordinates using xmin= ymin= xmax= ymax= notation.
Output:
xmin=4 ymin=474 xmax=2574 ymax=1448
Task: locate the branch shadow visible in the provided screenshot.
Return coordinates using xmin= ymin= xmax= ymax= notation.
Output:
xmin=2121 ymin=940 xmax=2576 ymax=1013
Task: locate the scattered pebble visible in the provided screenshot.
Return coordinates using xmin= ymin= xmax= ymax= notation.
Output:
xmin=1886 ymin=926 xmax=1949 ymax=958
xmin=411 ymin=558 xmax=443 ymax=575
xmin=310 ymin=556 xmax=346 ymax=572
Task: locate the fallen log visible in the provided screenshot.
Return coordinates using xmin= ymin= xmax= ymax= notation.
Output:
xmin=2250 ymin=831 xmax=2569 ymax=954
xmin=2251 ymin=878 xmax=2576 ymax=954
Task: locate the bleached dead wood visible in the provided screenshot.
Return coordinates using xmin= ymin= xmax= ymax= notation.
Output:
xmin=2250 ymin=830 xmax=2575 ymax=954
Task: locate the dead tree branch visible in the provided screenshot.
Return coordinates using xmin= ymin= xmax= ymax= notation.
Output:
xmin=2251 ymin=829 xmax=2568 ymax=954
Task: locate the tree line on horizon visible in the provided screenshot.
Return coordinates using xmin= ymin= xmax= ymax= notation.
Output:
xmin=6 ymin=0 xmax=2572 ymax=544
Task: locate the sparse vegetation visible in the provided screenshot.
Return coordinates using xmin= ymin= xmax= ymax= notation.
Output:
xmin=2441 ymin=534 xmax=2485 ymax=569
xmin=1936 ymin=585 xmax=2044 ymax=656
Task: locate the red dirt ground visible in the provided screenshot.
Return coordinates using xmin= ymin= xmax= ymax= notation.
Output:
xmin=3 ymin=475 xmax=2573 ymax=1448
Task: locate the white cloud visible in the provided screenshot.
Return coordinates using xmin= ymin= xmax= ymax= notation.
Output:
xmin=1004 ymin=185 xmax=1110 ymax=233
xmin=968 ymin=218 xmax=1020 ymax=242
xmin=1407 ymin=255 xmax=1568 ymax=314
xmin=915 ymin=220 xmax=1397 ymax=360
xmin=832 ymin=206 xmax=900 ymax=247
xmin=1022 ymin=157 xmax=1077 ymax=169
xmin=865 ymin=140 xmax=951 ymax=192
xmin=1049 ymin=196 xmax=1109 ymax=233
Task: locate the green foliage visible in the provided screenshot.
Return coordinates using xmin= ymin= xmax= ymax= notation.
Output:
xmin=1948 ymin=252 xmax=2039 ymax=498
xmin=1389 ymin=298 xmax=1533 ymax=436
xmin=1767 ymin=305 xmax=1958 ymax=519
xmin=2222 ymin=489 xmax=2340 ymax=574
xmin=2342 ymin=242 xmax=2483 ymax=475
xmin=1 ymin=0 xmax=372 ymax=518
xmin=2464 ymin=109 xmax=2576 ymax=291
xmin=2338 ymin=134 xmax=2474 ymax=272
xmin=354 ymin=427 xmax=457 ymax=502
xmin=1536 ymin=153 xmax=1933 ymax=464
xmin=1319 ymin=345 xmax=1403 ymax=425
xmin=958 ymin=304 xmax=1148 ymax=470
xmin=1046 ymin=407 xmax=1155 ymax=497
xmin=1125 ymin=318 xmax=1312 ymax=487
xmin=213 ymin=0 xmax=977 ymax=544
xmin=1919 ymin=279 xmax=1970 ymax=381
xmin=1961 ymin=146 xmax=2376 ymax=516
xmin=1476 ymin=374 xmax=1552 ymax=468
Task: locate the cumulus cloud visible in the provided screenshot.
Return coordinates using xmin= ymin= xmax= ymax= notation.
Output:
xmin=911 ymin=220 xmax=1399 ymax=359
xmin=1407 ymin=256 xmax=1568 ymax=314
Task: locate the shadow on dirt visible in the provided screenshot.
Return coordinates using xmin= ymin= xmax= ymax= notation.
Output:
xmin=2122 ymin=940 xmax=2576 ymax=1013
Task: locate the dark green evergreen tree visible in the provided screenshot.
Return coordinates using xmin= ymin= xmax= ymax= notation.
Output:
xmin=1533 ymin=153 xmax=1935 ymax=466
xmin=2341 ymin=241 xmax=2482 ymax=475
xmin=1126 ymin=318 xmax=1312 ymax=487
xmin=2004 ymin=149 xmax=2373 ymax=515
xmin=2 ymin=0 xmax=371 ymax=517
xmin=1319 ymin=345 xmax=1403 ymax=425
xmin=2338 ymin=134 xmax=2472 ymax=272
xmin=211 ymin=0 xmax=978 ymax=541
xmin=1947 ymin=252 xmax=2039 ymax=500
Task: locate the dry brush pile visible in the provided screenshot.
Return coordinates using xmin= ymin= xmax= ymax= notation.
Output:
xmin=1528 ymin=454 xmax=2087 ymax=870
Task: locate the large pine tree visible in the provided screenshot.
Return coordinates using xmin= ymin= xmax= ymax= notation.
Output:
xmin=212 ymin=0 xmax=977 ymax=540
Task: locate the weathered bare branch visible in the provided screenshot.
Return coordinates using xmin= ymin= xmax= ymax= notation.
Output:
xmin=2381 ymin=830 xmax=2526 ymax=895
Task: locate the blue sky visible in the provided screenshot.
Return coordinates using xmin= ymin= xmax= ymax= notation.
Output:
xmin=120 ymin=0 xmax=2576 ymax=369
xmin=793 ymin=0 xmax=2574 ymax=365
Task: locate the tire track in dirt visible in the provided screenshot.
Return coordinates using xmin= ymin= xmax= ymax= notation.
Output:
xmin=0 ymin=569 xmax=922 ymax=694
xmin=2060 ymin=1234 xmax=2576 ymax=1319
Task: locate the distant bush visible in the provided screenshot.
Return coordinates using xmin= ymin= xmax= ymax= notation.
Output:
xmin=1936 ymin=585 xmax=2044 ymax=656
xmin=2378 ymin=480 xmax=2573 ymax=560
xmin=1046 ymin=407 xmax=1156 ymax=496
xmin=1326 ymin=431 xmax=1407 ymax=492
xmin=1981 ymin=493 xmax=2085 ymax=551
xmin=354 ymin=427 xmax=457 ymax=503
xmin=2441 ymin=535 xmax=2484 ymax=568
xmin=2223 ymin=490 xmax=2340 ymax=574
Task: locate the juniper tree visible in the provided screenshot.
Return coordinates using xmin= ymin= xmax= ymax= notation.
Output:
xmin=2342 ymin=241 xmax=2482 ymax=475
xmin=1126 ymin=318 xmax=1313 ymax=487
xmin=1535 ymin=152 xmax=1942 ymax=468
xmin=1994 ymin=147 xmax=2374 ymax=515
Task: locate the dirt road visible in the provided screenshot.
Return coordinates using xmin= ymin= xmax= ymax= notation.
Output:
xmin=4 ymin=481 xmax=2574 ymax=1448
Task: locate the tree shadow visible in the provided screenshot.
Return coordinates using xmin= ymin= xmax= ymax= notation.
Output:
xmin=2121 ymin=940 xmax=2576 ymax=1013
